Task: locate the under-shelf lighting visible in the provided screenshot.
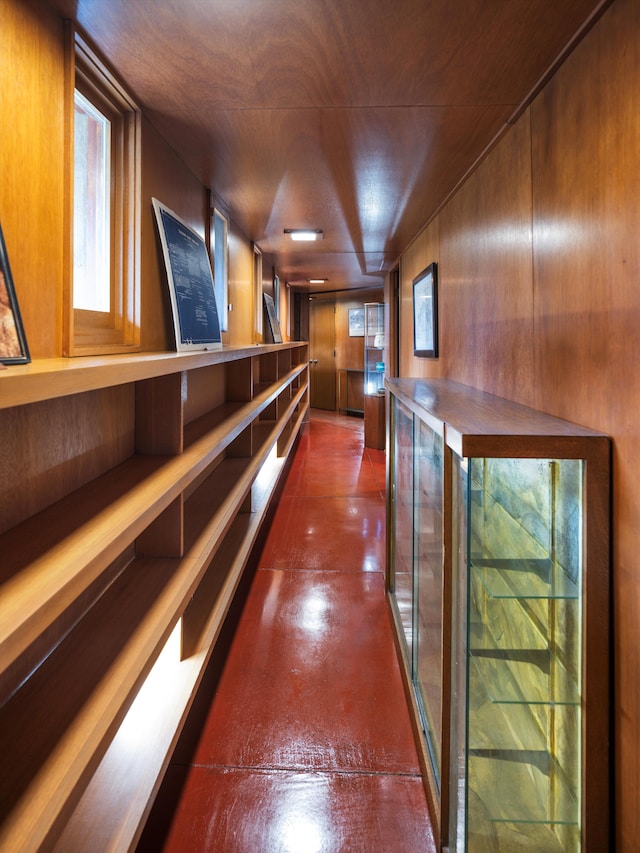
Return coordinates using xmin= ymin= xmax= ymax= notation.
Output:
xmin=284 ymin=229 xmax=323 ymax=241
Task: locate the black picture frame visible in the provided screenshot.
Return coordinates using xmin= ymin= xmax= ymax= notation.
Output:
xmin=413 ymin=262 xmax=438 ymax=358
xmin=152 ymin=198 xmax=222 ymax=352
xmin=0 ymin=223 xmax=30 ymax=365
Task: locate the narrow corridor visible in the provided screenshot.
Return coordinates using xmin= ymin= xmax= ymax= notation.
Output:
xmin=140 ymin=409 xmax=436 ymax=852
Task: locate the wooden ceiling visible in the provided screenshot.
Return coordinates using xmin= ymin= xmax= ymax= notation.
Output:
xmin=48 ymin=0 xmax=609 ymax=292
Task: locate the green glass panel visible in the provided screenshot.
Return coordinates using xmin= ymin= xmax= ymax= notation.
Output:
xmin=389 ymin=398 xmax=414 ymax=657
xmin=448 ymin=452 xmax=470 ymax=850
xmin=465 ymin=457 xmax=583 ymax=853
xmin=414 ymin=419 xmax=444 ymax=787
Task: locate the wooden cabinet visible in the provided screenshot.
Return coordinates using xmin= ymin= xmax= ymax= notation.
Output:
xmin=364 ymin=393 xmax=385 ymax=450
xmin=0 ymin=343 xmax=308 ymax=852
xmin=338 ymin=368 xmax=364 ymax=415
xmin=386 ymin=378 xmax=611 ymax=852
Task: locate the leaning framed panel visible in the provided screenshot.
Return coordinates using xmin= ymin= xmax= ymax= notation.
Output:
xmin=413 ymin=262 xmax=438 ymax=358
xmin=264 ymin=292 xmax=283 ymax=343
xmin=152 ymin=198 xmax=222 ymax=352
xmin=0 ymin=222 xmax=30 ymax=365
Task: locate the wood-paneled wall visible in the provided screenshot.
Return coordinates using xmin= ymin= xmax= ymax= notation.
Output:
xmin=0 ymin=0 xmax=257 ymax=361
xmin=0 ymin=0 xmax=64 ymax=359
xmin=398 ymin=0 xmax=638 ymax=845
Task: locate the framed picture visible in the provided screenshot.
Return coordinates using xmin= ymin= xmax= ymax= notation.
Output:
xmin=0 ymin=223 xmax=30 ymax=365
xmin=152 ymin=198 xmax=222 ymax=352
xmin=413 ymin=262 xmax=438 ymax=358
xmin=348 ymin=307 xmax=365 ymax=337
xmin=264 ymin=292 xmax=283 ymax=343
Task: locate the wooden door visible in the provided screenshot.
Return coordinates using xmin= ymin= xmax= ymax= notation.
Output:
xmin=309 ymin=299 xmax=336 ymax=410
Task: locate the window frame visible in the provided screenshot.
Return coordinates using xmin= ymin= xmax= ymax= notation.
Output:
xmin=65 ymin=25 xmax=141 ymax=356
xmin=210 ymin=206 xmax=229 ymax=333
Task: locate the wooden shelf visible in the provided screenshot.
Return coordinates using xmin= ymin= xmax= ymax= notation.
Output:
xmin=0 ymin=343 xmax=309 ymax=852
xmin=0 ymin=343 xmax=304 ymax=411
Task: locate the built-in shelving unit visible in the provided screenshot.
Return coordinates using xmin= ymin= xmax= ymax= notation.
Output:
xmin=386 ymin=378 xmax=610 ymax=853
xmin=0 ymin=343 xmax=308 ymax=852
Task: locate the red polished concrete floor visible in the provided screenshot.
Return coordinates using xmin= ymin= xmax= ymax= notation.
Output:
xmin=138 ymin=409 xmax=436 ymax=853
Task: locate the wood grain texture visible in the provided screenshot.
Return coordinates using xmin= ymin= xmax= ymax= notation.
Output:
xmin=529 ymin=0 xmax=640 ymax=846
xmin=0 ymin=356 xmax=307 ymax=685
xmin=0 ymin=343 xmax=306 ymax=410
xmin=42 ymin=0 xmax=610 ymax=290
xmin=136 ymin=373 xmax=184 ymax=455
xmin=226 ymin=224 xmax=255 ymax=346
xmin=54 ymin=403 xmax=308 ymax=852
xmin=335 ymin=292 xmax=384 ymax=372
xmin=0 ymin=0 xmax=64 ymax=358
xmin=364 ymin=393 xmax=386 ymax=450
xmin=401 ymin=219 xmax=440 ymax=379
xmin=439 ymin=111 xmax=536 ymax=405
xmin=396 ymin=1 xmax=636 ymax=843
xmin=0 ymin=345 xmax=308 ymax=850
xmin=183 ymin=364 xmax=226 ymax=426
xmin=0 ymin=554 xmax=180 ymax=853
xmin=139 ymin=115 xmax=209 ymax=352
xmin=0 ymin=385 xmax=135 ymax=534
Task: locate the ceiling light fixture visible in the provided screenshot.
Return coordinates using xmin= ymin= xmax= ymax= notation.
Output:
xmin=308 ymin=278 xmax=327 ymax=284
xmin=284 ymin=229 xmax=323 ymax=241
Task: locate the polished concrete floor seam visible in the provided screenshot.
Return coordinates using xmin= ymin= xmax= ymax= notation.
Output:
xmin=184 ymin=764 xmax=423 ymax=780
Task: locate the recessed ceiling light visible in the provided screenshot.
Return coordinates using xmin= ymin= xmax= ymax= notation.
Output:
xmin=284 ymin=229 xmax=323 ymax=241
xmin=308 ymin=278 xmax=327 ymax=284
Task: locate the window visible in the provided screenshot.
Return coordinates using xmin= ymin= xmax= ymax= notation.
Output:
xmin=73 ymin=90 xmax=111 ymax=313
xmin=66 ymin=28 xmax=141 ymax=355
xmin=253 ymin=245 xmax=263 ymax=341
xmin=211 ymin=207 xmax=229 ymax=332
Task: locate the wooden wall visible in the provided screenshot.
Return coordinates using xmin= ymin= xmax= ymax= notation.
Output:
xmin=313 ymin=287 xmax=384 ymax=371
xmin=397 ymin=0 xmax=639 ymax=845
xmin=1 ymin=0 xmax=64 ymax=359
xmin=0 ymin=0 xmax=257 ymax=361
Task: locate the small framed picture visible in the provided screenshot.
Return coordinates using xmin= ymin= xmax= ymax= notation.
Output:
xmin=0 ymin=223 xmax=30 ymax=365
xmin=348 ymin=307 xmax=365 ymax=337
xmin=413 ymin=262 xmax=438 ymax=358
xmin=264 ymin=292 xmax=283 ymax=343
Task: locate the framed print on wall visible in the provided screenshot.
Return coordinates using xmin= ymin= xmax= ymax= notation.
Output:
xmin=348 ymin=307 xmax=365 ymax=337
xmin=413 ymin=262 xmax=438 ymax=358
xmin=0 ymin=223 xmax=30 ymax=365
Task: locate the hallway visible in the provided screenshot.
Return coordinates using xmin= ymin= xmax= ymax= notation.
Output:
xmin=140 ymin=409 xmax=436 ymax=852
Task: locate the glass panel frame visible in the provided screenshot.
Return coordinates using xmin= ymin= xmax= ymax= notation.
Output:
xmin=388 ymin=396 xmax=415 ymax=659
xmin=413 ymin=417 xmax=445 ymax=790
xmin=464 ymin=456 xmax=584 ymax=853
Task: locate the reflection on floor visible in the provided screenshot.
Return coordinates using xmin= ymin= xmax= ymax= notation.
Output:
xmin=138 ymin=409 xmax=436 ymax=853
